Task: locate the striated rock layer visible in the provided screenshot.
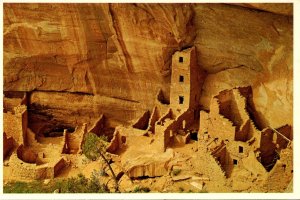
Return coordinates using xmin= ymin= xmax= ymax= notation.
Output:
xmin=4 ymin=3 xmax=293 ymax=128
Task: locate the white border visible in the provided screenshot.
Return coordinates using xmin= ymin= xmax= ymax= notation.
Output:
xmin=1 ymin=0 xmax=299 ymax=199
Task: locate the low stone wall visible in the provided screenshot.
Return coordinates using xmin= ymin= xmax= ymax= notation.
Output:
xmin=17 ymin=145 xmax=37 ymax=164
xmin=9 ymin=152 xmax=67 ymax=180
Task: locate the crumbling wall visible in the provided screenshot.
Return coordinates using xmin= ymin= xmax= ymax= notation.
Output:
xmin=26 ymin=128 xmax=38 ymax=146
xmin=148 ymin=106 xmax=161 ymax=133
xmin=235 ymin=120 xmax=250 ymax=142
xmin=3 ymin=105 xmax=28 ymax=145
xmin=241 ymin=151 xmax=267 ymax=176
xmin=9 ymin=153 xmax=43 ymax=179
xmin=107 ymin=131 xmax=120 ymax=154
xmin=78 ymin=123 xmax=88 ymax=152
xmin=263 ymin=144 xmax=293 ymax=192
xmin=156 ymin=89 xmax=170 ymax=105
xmin=9 ymin=153 xmax=67 ymax=180
xmin=17 ymin=145 xmax=37 ymax=164
xmin=247 ymin=119 xmax=261 ymax=148
xmin=107 ymin=129 xmax=127 ymax=154
xmin=198 ymin=110 xmax=209 ymax=138
xmin=217 ymin=90 xmax=233 ymax=122
xmin=208 ymin=98 xmax=236 ymax=141
xmin=20 ymin=92 xmax=28 ymax=106
xmin=226 ymin=141 xmax=253 ymax=160
xmin=61 ymin=130 xmax=68 ymax=153
xmin=88 ymin=115 xmax=105 ymax=136
xmin=210 ymin=144 xmax=232 ymax=177
xmin=260 ymin=128 xmax=276 ymax=167
xmin=155 ymin=109 xmax=195 ymax=151
xmin=156 ymin=109 xmax=176 ymax=126
xmin=3 ymin=132 xmax=14 ymax=159
xmin=67 ymin=124 xmax=87 ymax=154
xmin=197 ymin=144 xmax=227 ymax=182
xmin=231 ymin=90 xmax=249 ymax=129
xmin=275 ymin=124 xmax=292 ymax=149
xmin=3 ymin=97 xmax=22 ymax=112
xmin=53 ymin=158 xmax=67 ymax=177
xmin=132 ymin=110 xmax=150 ymax=130
xmin=174 ymin=109 xmax=195 ymax=130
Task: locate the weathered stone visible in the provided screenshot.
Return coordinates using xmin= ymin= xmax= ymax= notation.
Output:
xmin=105 ymin=163 xmax=124 ymax=180
xmin=53 ymin=189 xmax=60 ymax=193
xmin=171 ymin=175 xmax=191 ymax=181
xmin=232 ymin=181 xmax=251 ymax=191
xmin=3 ymin=3 xmax=292 ymax=129
xmin=192 ymin=176 xmax=210 ymax=181
xmin=123 ymin=148 xmax=174 ymax=178
xmin=118 ymin=174 xmax=134 ymax=192
xmin=190 ymin=181 xmax=204 ymax=191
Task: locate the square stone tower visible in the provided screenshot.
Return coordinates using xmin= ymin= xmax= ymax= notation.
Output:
xmin=170 ymin=47 xmax=203 ymax=112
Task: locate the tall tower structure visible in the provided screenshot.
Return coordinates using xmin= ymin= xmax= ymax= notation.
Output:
xmin=170 ymin=47 xmax=203 ymax=112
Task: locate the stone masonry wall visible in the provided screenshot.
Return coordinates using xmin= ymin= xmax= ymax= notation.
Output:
xmin=208 ymin=98 xmax=236 ymax=141
xmin=3 ymin=105 xmax=27 ymax=145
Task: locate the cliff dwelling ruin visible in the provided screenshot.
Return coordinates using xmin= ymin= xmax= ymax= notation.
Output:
xmin=3 ymin=3 xmax=293 ymax=194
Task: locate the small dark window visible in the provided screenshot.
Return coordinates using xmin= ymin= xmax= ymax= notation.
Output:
xmin=233 ymin=159 xmax=238 ymax=165
xmin=283 ymin=164 xmax=286 ymax=170
xmin=179 ymin=56 xmax=183 ymax=63
xmin=179 ymin=96 xmax=184 ymax=104
xmin=121 ymin=136 xmax=126 ymax=144
xmin=179 ymin=75 xmax=184 ymax=82
xmin=239 ymin=146 xmax=243 ymax=153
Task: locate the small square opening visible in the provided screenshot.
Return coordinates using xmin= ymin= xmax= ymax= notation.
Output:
xmin=179 ymin=75 xmax=184 ymax=82
xmin=179 ymin=56 xmax=183 ymax=63
xmin=239 ymin=146 xmax=243 ymax=153
xmin=179 ymin=96 xmax=184 ymax=104
xmin=233 ymin=159 xmax=238 ymax=165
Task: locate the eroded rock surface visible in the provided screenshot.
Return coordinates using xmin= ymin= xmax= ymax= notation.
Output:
xmin=4 ymin=3 xmax=292 ymax=131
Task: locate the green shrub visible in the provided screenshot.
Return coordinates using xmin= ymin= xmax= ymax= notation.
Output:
xmin=172 ymin=169 xmax=181 ymax=176
xmin=199 ymin=189 xmax=208 ymax=193
xmin=133 ymin=186 xmax=150 ymax=193
xmin=4 ymin=174 xmax=109 ymax=193
xmin=82 ymin=132 xmax=109 ymax=161
xmin=82 ymin=133 xmax=102 ymax=161
xmin=179 ymin=187 xmax=184 ymax=192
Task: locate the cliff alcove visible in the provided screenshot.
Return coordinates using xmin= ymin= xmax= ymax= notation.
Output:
xmin=3 ymin=3 xmax=293 ymax=193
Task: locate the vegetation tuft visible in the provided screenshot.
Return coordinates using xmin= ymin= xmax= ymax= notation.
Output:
xmin=172 ymin=168 xmax=181 ymax=176
xmin=133 ymin=186 xmax=151 ymax=193
xmin=4 ymin=173 xmax=109 ymax=193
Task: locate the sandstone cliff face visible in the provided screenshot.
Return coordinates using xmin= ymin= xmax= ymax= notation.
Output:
xmin=4 ymin=3 xmax=293 ymax=128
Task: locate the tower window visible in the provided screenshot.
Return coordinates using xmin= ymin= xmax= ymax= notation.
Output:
xmin=179 ymin=75 xmax=184 ymax=82
xmin=233 ymin=159 xmax=238 ymax=165
xmin=239 ymin=146 xmax=243 ymax=153
xmin=179 ymin=56 xmax=183 ymax=63
xmin=179 ymin=96 xmax=184 ymax=104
